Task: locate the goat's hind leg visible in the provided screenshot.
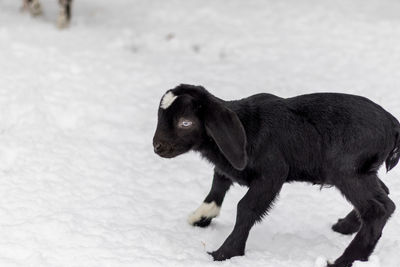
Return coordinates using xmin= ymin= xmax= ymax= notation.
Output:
xmin=332 ymin=209 xmax=361 ymax=235
xmin=331 ymin=179 xmax=389 ymax=235
xmin=329 ymin=175 xmax=396 ymax=267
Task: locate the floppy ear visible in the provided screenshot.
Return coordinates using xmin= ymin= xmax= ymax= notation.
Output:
xmin=204 ymin=99 xmax=248 ymax=170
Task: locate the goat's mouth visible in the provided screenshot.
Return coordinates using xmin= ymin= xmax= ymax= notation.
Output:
xmin=155 ymin=144 xmax=192 ymax=158
xmin=157 ymin=151 xmax=176 ymax=158
xmin=155 ymin=148 xmax=185 ymax=158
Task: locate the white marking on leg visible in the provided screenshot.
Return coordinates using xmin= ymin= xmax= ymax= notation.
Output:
xmin=187 ymin=201 xmax=220 ymax=225
xmin=160 ymin=91 xmax=177 ymax=109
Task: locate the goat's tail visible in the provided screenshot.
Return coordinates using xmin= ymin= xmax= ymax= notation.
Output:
xmin=386 ymin=129 xmax=400 ymax=172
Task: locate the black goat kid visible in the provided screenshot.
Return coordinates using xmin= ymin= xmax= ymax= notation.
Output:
xmin=153 ymin=84 xmax=399 ymax=267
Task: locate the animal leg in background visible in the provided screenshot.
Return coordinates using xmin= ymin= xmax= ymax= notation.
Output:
xmin=58 ymin=0 xmax=72 ymax=28
xmin=22 ymin=0 xmax=42 ymax=16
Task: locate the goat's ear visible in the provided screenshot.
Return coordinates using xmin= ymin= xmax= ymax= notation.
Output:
xmin=204 ymin=100 xmax=248 ymax=170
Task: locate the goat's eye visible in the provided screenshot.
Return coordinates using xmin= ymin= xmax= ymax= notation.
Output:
xmin=178 ymin=119 xmax=193 ymax=128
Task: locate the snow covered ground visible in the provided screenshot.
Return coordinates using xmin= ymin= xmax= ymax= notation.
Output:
xmin=0 ymin=0 xmax=400 ymax=266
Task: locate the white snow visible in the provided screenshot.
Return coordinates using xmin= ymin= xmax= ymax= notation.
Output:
xmin=1 ymin=0 xmax=400 ymax=267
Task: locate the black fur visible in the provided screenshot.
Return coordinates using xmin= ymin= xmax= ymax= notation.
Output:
xmin=153 ymin=84 xmax=399 ymax=267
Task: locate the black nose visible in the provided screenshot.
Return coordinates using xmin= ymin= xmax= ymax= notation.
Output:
xmin=154 ymin=142 xmax=162 ymax=153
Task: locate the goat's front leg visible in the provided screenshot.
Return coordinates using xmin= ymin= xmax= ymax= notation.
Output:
xmin=209 ymin=175 xmax=285 ymax=261
xmin=188 ymin=171 xmax=232 ymax=227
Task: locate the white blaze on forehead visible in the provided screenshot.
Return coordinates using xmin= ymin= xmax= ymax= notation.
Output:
xmin=160 ymin=91 xmax=178 ymax=109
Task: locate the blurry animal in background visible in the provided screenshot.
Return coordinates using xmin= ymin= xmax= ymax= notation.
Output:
xmin=153 ymin=84 xmax=399 ymax=267
xmin=21 ymin=0 xmax=73 ymax=28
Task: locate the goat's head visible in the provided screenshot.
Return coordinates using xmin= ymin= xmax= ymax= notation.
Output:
xmin=153 ymin=84 xmax=248 ymax=170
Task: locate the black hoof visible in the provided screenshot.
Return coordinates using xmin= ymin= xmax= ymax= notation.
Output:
xmin=332 ymin=218 xmax=360 ymax=235
xmin=208 ymin=248 xmax=244 ymax=261
xmin=193 ymin=216 xmax=212 ymax=227
xmin=327 ymin=260 xmax=353 ymax=267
